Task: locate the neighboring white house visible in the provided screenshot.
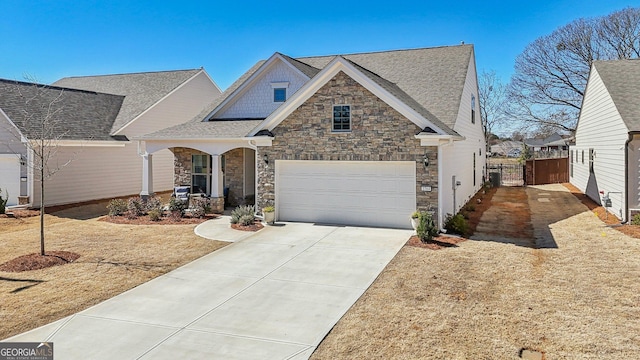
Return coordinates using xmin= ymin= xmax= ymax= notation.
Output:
xmin=138 ymin=45 xmax=486 ymax=229
xmin=0 ymin=69 xmax=221 ymax=207
xmin=570 ymin=59 xmax=640 ymax=221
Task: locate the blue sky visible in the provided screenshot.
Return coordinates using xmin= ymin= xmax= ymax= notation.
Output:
xmin=0 ymin=1 xmax=636 ymax=90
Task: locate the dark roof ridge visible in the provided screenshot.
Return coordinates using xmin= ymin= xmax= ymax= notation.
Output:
xmin=295 ymin=43 xmax=473 ymax=60
xmin=0 ymin=78 xmax=124 ymax=98
xmin=59 ymin=68 xmax=202 ymax=79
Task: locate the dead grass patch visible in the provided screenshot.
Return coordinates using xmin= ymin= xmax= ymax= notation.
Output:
xmin=312 ymin=185 xmax=640 ymax=359
xmin=564 ymin=182 xmax=640 ymax=238
xmin=0 ymin=208 xmax=227 ymax=340
xmin=100 ymin=214 xmax=218 ymax=225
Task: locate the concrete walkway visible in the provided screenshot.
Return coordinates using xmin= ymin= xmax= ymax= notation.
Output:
xmin=6 ymin=222 xmax=411 ymax=359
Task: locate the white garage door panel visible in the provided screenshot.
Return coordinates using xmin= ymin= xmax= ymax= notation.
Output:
xmin=0 ymin=154 xmax=21 ymax=207
xmin=276 ymin=161 xmax=416 ymax=229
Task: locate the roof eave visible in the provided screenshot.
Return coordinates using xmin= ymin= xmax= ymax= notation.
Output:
xmin=248 ymin=56 xmax=456 ymax=136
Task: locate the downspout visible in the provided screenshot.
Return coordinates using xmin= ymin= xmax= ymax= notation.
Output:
xmin=624 ymin=132 xmax=640 ymax=223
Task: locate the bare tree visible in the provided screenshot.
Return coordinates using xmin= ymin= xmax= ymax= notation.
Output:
xmin=5 ymin=78 xmax=76 ymax=255
xmin=478 ymin=69 xmax=508 ymax=144
xmin=508 ymin=7 xmax=640 ymax=133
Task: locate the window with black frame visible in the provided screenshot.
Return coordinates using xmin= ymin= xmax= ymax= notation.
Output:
xmin=333 ymin=105 xmax=351 ymax=132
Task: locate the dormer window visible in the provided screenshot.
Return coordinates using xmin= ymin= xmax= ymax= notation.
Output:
xmin=271 ymin=82 xmax=289 ymax=103
xmin=274 ymin=88 xmax=286 ymax=102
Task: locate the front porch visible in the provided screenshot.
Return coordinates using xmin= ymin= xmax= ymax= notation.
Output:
xmin=139 ymin=139 xmax=263 ymax=213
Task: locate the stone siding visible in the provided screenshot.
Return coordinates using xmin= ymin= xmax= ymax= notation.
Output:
xmin=224 ymin=148 xmax=246 ymax=207
xmin=257 ymin=71 xmax=439 ymax=222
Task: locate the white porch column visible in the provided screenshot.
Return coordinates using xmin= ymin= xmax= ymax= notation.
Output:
xmin=140 ymin=153 xmax=154 ymax=197
xmin=211 ymin=155 xmax=224 ymax=197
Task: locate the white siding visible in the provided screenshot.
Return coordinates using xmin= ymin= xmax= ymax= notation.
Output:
xmin=0 ymin=154 xmax=20 ymax=206
xmin=441 ymin=55 xmax=486 ymax=218
xmin=570 ymin=68 xmax=628 ymax=219
xmin=120 ymin=71 xmax=222 ymax=137
xmin=31 ymin=143 xmax=175 ymax=207
xmin=216 ymin=60 xmax=308 ymax=119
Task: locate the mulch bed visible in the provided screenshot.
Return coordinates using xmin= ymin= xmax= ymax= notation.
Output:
xmin=99 ymin=214 xmax=218 ymax=225
xmin=0 ymin=210 xmax=40 ymax=219
xmin=231 ymin=221 xmax=265 ymax=232
xmin=0 ymin=251 xmax=81 ymax=272
xmin=407 ymin=235 xmax=466 ymax=250
xmin=461 ymin=186 xmax=498 ymax=236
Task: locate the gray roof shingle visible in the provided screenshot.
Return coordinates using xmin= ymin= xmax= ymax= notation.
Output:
xmin=297 ymin=45 xmax=473 ymax=129
xmin=53 ymin=69 xmax=201 ymax=134
xmin=137 ymin=119 xmax=263 ymax=140
xmin=142 ymin=45 xmax=473 ymax=140
xmin=592 ymin=60 xmax=640 ymax=131
xmin=0 ymin=79 xmax=124 ymax=141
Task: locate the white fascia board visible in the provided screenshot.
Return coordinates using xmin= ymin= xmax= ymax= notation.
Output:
xmin=242 ymin=136 xmax=273 ymax=146
xmin=205 ymin=53 xmax=311 ymax=121
xmin=248 ymin=56 xmax=445 ymax=136
xmin=54 ymin=140 xmax=128 ymax=147
xmin=113 ymin=69 xmax=210 ymax=136
xmin=414 ymin=134 xmax=465 ymax=146
xmin=200 ymin=68 xmax=223 ymax=94
xmin=0 ymin=107 xmax=26 ymax=141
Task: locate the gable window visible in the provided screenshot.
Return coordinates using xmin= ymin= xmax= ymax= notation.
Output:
xmin=333 ymin=105 xmax=351 ymax=132
xmin=471 ymin=95 xmax=476 ymax=124
xmin=273 ymin=88 xmax=286 ymax=102
xmin=271 ymin=81 xmax=289 ymax=103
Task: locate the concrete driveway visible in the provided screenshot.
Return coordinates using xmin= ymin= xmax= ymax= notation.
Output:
xmin=6 ymin=222 xmax=411 ymax=359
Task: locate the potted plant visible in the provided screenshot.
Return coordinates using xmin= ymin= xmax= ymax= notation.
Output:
xmin=410 ymin=211 xmax=420 ymax=230
xmin=263 ymin=206 xmax=275 ymax=225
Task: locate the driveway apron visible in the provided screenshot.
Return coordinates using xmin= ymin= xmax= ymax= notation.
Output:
xmin=5 ymin=222 xmax=411 ymax=360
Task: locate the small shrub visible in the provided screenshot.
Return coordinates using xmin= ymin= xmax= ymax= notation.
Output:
xmin=144 ymin=196 xmax=163 ymax=213
xmin=444 ymin=213 xmax=469 ymax=236
xmin=0 ymin=188 xmax=7 ymax=214
xmin=127 ymin=197 xmax=145 ymax=217
xmin=631 ymin=214 xmax=640 ymax=225
xmin=238 ymin=213 xmax=255 ymax=226
xmin=107 ymin=199 xmax=127 ymax=217
xmin=148 ymin=209 xmax=162 ymax=221
xmin=191 ymin=197 xmax=211 ymax=217
xmin=231 ymin=205 xmax=255 ymax=224
xmin=416 ymin=211 xmax=439 ymax=243
xmin=465 ymin=204 xmax=476 ymax=212
xmin=263 ymin=205 xmax=275 ymax=213
xmin=169 ymin=197 xmax=187 ymax=217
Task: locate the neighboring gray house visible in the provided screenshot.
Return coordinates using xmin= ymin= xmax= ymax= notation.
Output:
xmin=524 ymin=132 xmax=570 ymax=153
xmin=138 ymin=45 xmax=486 ymax=229
xmin=570 ymin=59 xmax=640 ymax=221
xmin=0 ymin=69 xmax=220 ymax=207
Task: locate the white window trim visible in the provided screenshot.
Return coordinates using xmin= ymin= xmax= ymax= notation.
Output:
xmin=271 ymin=82 xmax=289 ymax=103
xmin=332 ymin=104 xmax=352 ymax=133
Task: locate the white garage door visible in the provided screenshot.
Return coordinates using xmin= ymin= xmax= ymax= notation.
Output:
xmin=0 ymin=154 xmax=21 ymax=207
xmin=276 ymin=160 xmax=416 ymax=229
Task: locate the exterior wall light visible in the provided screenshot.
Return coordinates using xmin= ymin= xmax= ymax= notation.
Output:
xmin=423 ymin=154 xmax=429 ymax=168
xmin=263 ymin=153 xmax=269 ymax=165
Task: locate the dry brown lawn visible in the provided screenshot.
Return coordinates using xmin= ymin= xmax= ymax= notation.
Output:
xmin=0 ymin=204 xmax=227 ymax=340
xmin=312 ymin=184 xmax=640 ymax=359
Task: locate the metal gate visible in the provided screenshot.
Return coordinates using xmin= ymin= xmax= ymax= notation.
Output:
xmin=488 ymin=163 xmax=525 ymax=187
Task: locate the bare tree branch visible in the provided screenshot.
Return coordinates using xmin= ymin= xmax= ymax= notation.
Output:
xmin=508 ymin=7 xmax=640 ymax=133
